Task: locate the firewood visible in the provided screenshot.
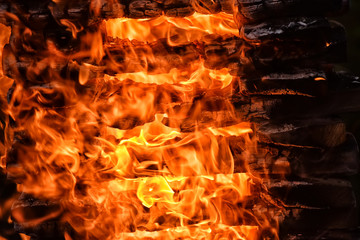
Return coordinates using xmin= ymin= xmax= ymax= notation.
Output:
xmin=242 ymin=67 xmax=328 ymax=97
xmin=279 ymin=207 xmax=358 ymax=237
xmin=3 ymin=24 xmax=346 ymax=84
xmin=257 ymin=118 xmax=347 ymax=148
xmin=11 ymin=177 xmax=356 ymax=239
xmin=1 ymin=0 xmax=349 ymax=30
xmin=248 ymin=21 xmax=346 ymax=66
xmin=235 ymin=0 xmax=349 ymax=24
xmin=242 ymin=17 xmax=331 ymax=41
xmin=267 ymin=178 xmax=356 ymax=208
xmin=256 ymin=133 xmax=359 ymax=177
xmin=282 ymin=230 xmax=360 ymax=240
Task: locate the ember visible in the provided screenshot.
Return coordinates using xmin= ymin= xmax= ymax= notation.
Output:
xmin=0 ymin=0 xmax=359 ymax=240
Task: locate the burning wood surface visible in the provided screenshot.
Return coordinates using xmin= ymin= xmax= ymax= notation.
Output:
xmin=0 ymin=0 xmax=358 ymax=240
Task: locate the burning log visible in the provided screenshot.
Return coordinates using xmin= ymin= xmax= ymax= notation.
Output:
xmin=3 ymin=24 xmax=346 ymax=84
xmin=0 ymin=0 xmax=349 ymax=30
xmin=1 ymin=0 xmax=359 ymax=238
xmin=10 ymin=175 xmax=356 ymax=239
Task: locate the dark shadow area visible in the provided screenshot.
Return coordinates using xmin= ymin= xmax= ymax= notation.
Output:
xmin=334 ymin=0 xmax=360 ymax=235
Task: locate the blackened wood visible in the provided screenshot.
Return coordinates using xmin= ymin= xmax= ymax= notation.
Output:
xmin=11 ymin=192 xmax=65 ymax=239
xmin=242 ymin=17 xmax=331 ymax=41
xmin=258 ymin=118 xmax=347 ymax=148
xmin=267 ymin=178 xmax=356 ymax=208
xmin=282 ymin=231 xmax=359 ymax=240
xmin=243 ymin=68 xmax=328 ymax=97
xmin=1 ymin=0 xmax=349 ymax=32
xmin=279 ymin=207 xmax=358 ymax=237
xmin=235 ymin=0 xmax=349 ymax=24
xmin=248 ymin=21 xmax=346 ymax=66
xmin=0 ymin=0 xmax=231 ymax=30
xmin=261 ymin=89 xmax=360 ymax=121
xmin=256 ymin=133 xmax=360 ymax=178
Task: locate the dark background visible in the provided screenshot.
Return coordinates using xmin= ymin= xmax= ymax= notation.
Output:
xmin=335 ymin=0 xmax=360 ymax=77
xmin=334 ymin=0 xmax=360 ymax=231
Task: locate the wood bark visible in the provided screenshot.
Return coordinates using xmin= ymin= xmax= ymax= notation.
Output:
xmin=235 ymin=0 xmax=349 ymax=24
xmin=256 ymin=133 xmax=359 ymax=177
xmin=0 ymin=0 xmax=349 ymax=29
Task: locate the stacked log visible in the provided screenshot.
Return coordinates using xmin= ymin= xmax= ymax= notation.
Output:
xmin=0 ymin=0 xmax=359 ymax=240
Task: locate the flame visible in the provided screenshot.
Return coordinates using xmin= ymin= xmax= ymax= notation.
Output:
xmin=105 ymin=62 xmax=235 ymax=88
xmin=137 ymin=176 xmax=174 ymax=208
xmin=0 ymin=7 xmax=282 ymax=240
xmin=106 ymin=13 xmax=239 ymax=45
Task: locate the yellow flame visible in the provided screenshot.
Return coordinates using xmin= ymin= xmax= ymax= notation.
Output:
xmin=137 ymin=176 xmax=175 ymax=208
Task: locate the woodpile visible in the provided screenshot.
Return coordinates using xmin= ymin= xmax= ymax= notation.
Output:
xmin=0 ymin=0 xmax=359 ymax=240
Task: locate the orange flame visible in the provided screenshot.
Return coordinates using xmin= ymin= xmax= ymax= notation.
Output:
xmin=106 ymin=13 xmax=239 ymax=45
xmin=0 ymin=9 xmax=282 ymax=240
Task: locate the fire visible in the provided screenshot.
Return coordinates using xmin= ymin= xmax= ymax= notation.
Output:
xmin=105 ymin=13 xmax=239 ymax=45
xmin=0 ymin=7 xmax=282 ymax=240
xmin=137 ymin=176 xmax=174 ymax=208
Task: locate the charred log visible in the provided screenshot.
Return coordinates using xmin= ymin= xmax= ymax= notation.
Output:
xmin=235 ymin=0 xmax=349 ymax=24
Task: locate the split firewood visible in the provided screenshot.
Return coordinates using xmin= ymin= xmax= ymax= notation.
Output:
xmin=243 ymin=68 xmax=328 ymax=97
xmin=279 ymin=207 xmax=358 ymax=238
xmin=267 ymin=178 xmax=356 ymax=209
xmin=235 ymin=0 xmax=349 ymax=24
xmin=257 ymin=118 xmax=347 ymax=148
xmin=0 ymin=0 xmax=349 ymax=30
xmin=242 ymin=17 xmax=332 ymax=41
xmin=256 ymin=133 xmax=359 ymax=177
xmin=282 ymin=230 xmax=359 ymax=240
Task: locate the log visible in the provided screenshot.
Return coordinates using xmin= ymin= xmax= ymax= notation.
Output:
xmin=242 ymin=17 xmax=332 ymax=41
xmin=279 ymin=207 xmax=358 ymax=237
xmin=247 ymin=20 xmax=346 ymax=66
xmin=3 ymin=23 xmax=346 ymax=83
xmin=5 ymin=116 xmax=358 ymax=186
xmin=243 ymin=67 xmax=328 ymax=97
xmin=0 ymin=0 xmax=232 ymax=30
xmin=255 ymin=133 xmax=360 ymax=178
xmin=282 ymin=231 xmax=359 ymax=240
xmin=11 ymin=176 xmax=357 ymax=239
xmin=267 ymin=178 xmax=356 ymax=208
xmin=257 ymin=118 xmax=347 ymax=148
xmin=4 ymin=66 xmax=360 ymax=132
xmin=1 ymin=0 xmax=349 ymax=30
xmin=11 ymin=192 xmax=66 ymax=240
xmin=235 ymin=0 xmax=349 ymax=24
